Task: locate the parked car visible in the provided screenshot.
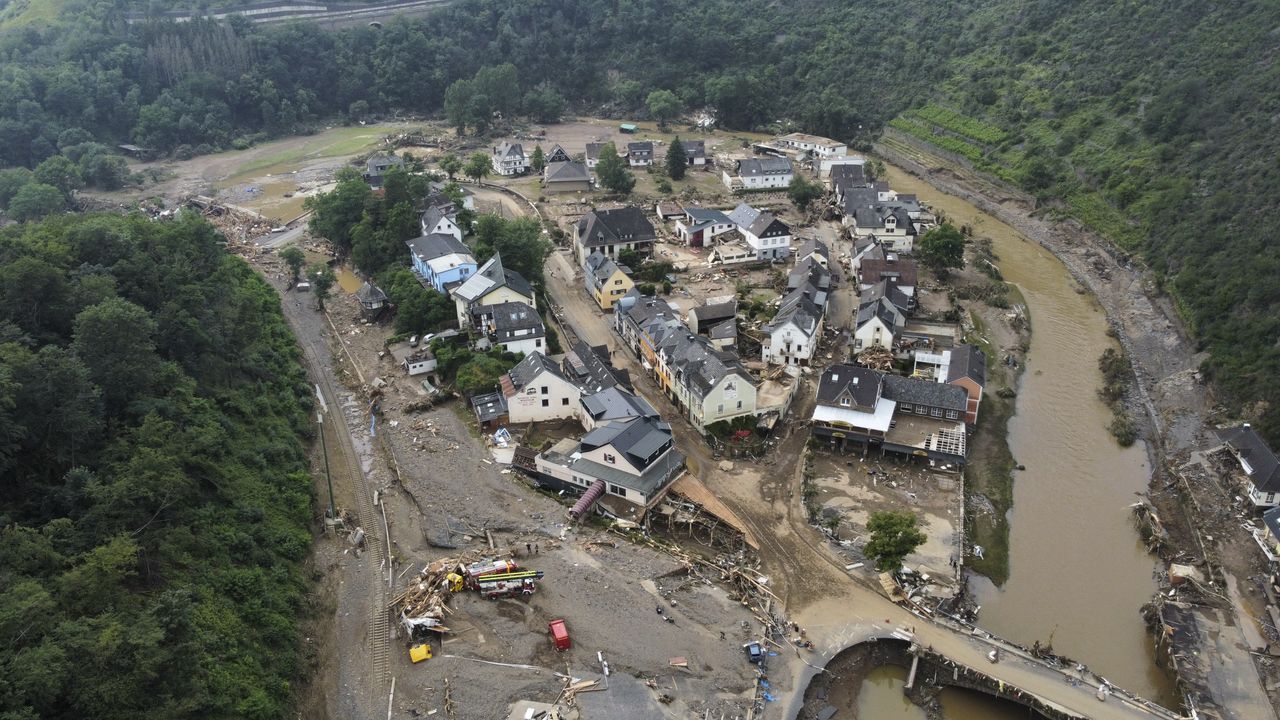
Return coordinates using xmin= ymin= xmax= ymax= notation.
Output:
xmin=409 ymin=335 xmax=419 ymax=347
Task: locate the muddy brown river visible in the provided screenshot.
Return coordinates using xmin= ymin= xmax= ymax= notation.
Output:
xmin=849 ymin=166 xmax=1176 ymax=717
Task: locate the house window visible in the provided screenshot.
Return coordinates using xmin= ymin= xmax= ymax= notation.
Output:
xmin=900 ymin=405 xmax=912 ymax=414
xmin=717 ymin=404 xmax=724 ymax=413
xmin=562 ymin=398 xmax=570 ymax=406
xmin=946 ymin=410 xmax=959 ymax=420
xmin=541 ymin=399 xmax=549 ymax=407
xmin=931 ymin=408 xmax=942 ymax=418
xmin=541 ymin=386 xmax=549 ymax=395
xmin=608 ymin=484 xmax=626 ymax=497
xmin=840 ymin=397 xmax=851 ymax=407
xmin=536 ymin=339 xmax=543 ymax=348
xmin=737 ymin=400 xmax=742 ymax=409
xmin=604 ymin=453 xmax=616 ymax=464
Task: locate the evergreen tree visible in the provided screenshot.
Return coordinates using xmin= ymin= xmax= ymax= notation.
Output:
xmin=666 ymin=138 xmax=687 ymax=180
xmin=531 ymin=145 xmax=546 ymax=173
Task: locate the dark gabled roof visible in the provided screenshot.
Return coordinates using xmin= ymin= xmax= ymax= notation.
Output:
xmin=862 ymin=256 xmax=918 ymax=287
xmin=816 ymin=364 xmax=882 ymax=408
xmin=580 ymin=387 xmax=658 ymax=424
xmin=684 ymin=207 xmax=731 ymax=225
xmin=627 ymin=141 xmax=653 ymax=155
xmin=366 ymin=153 xmax=404 ymax=174
xmin=577 ymin=207 xmax=657 ymax=248
xmin=562 ymin=340 xmax=630 ymax=392
xmin=830 ymin=163 xmax=867 ymax=188
xmin=708 ymin=320 xmax=737 ymax=340
xmin=1217 ymin=425 xmax=1280 ymax=493
xmin=546 ymin=144 xmax=571 ymax=163
xmin=406 ymin=233 xmax=471 ymax=262
xmin=355 ymin=282 xmax=387 ymax=304
xmin=421 ymin=205 xmax=454 ymax=232
xmin=663 ymin=330 xmax=753 ymax=398
xmin=796 ymin=237 xmax=830 ymax=263
xmin=735 ymin=157 xmax=793 ymax=177
xmin=788 ymin=257 xmax=831 ymax=293
xmin=585 ymin=250 xmax=629 ymax=286
xmin=882 ymin=374 xmax=968 ymax=413
xmin=682 ymin=139 xmax=706 ymax=158
xmin=544 ymin=161 xmax=590 ymax=183
xmin=688 ymin=301 xmax=737 ymax=327
xmin=726 ymin=203 xmax=789 ymax=238
xmin=579 ymin=415 xmax=675 ymax=472
xmin=856 ymin=297 xmax=904 ymax=331
xmin=494 ymin=142 xmax=524 ymax=159
xmin=506 ymin=351 xmax=567 ymax=390
xmin=504 ymin=267 xmax=534 ymax=299
xmin=947 ymin=344 xmax=987 ymax=387
xmin=490 ymin=301 xmax=545 ymax=341
xmin=455 ymin=253 xmax=533 ymax=303
xmin=860 ymin=279 xmax=911 ymax=315
xmin=765 ymin=286 xmax=823 ymax=335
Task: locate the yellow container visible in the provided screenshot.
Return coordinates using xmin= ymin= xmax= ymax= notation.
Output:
xmin=409 ymin=643 xmax=432 ymax=663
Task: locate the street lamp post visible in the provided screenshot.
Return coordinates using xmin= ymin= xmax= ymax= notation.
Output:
xmin=317 ymin=411 xmax=336 ymax=524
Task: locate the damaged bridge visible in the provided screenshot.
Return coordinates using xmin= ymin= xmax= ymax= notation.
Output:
xmin=787 ymin=611 xmax=1186 ymax=720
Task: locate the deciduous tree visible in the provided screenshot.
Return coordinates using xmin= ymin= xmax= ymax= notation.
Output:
xmin=918 ymin=223 xmax=966 ymax=276
xmin=864 ymin=510 xmax=927 ymax=571
xmin=646 ymin=89 xmax=682 ymax=129
xmin=279 ymin=247 xmax=305 ymax=282
xmin=308 ymin=263 xmax=335 ymax=309
xmin=595 ymin=142 xmax=634 ymax=194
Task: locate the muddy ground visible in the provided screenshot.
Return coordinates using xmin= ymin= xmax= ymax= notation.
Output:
xmin=303 ymin=287 xmax=765 ymax=720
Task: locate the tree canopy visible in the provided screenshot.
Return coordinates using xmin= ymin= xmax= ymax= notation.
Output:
xmin=595 ymin=142 xmax=634 ymax=195
xmin=666 ymin=138 xmax=687 ymax=180
xmin=0 ymin=212 xmax=313 ymax=720
xmin=864 ymin=511 xmax=927 ymax=572
xmin=918 ymin=224 xmax=966 ymax=275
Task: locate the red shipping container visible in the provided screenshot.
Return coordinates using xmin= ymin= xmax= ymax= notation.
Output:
xmin=548 ymin=619 xmax=571 ymax=651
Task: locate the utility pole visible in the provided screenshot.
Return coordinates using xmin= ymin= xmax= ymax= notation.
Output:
xmin=318 ymin=411 xmax=336 ymax=524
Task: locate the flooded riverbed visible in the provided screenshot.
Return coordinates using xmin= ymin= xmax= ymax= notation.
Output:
xmin=884 ymin=165 xmax=1176 ymax=704
xmin=855 ymin=666 xmax=1033 ymax=719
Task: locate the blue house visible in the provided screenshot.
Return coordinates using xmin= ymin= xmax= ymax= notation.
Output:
xmin=406 ymin=233 xmax=477 ymax=295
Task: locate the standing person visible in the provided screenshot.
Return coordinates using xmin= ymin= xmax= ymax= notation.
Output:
xmin=525 ymin=542 xmax=532 ymax=555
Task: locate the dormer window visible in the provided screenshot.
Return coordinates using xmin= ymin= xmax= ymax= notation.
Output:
xmin=840 ymin=396 xmax=851 ymax=407
xmin=604 ymin=453 xmax=617 ymax=464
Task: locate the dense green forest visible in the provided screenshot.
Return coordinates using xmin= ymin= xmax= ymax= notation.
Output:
xmin=0 ymin=212 xmax=314 ymax=719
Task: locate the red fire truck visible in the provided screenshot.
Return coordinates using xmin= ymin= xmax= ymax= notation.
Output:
xmin=476 ymin=570 xmax=545 ymax=599
xmin=462 ymin=558 xmax=519 ymax=588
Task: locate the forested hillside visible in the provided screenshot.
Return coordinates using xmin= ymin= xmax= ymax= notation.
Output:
xmin=0 ymin=0 xmax=1276 ymax=436
xmin=0 ymin=213 xmax=314 ymax=719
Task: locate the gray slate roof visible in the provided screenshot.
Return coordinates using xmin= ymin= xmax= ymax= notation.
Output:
xmin=507 ymin=351 xmax=567 ymax=390
xmin=421 ymin=205 xmax=455 ymax=233
xmin=406 ymin=233 xmax=470 ymax=262
xmin=584 ymin=250 xmax=630 ymax=286
xmin=577 ymin=207 xmax=657 ymax=248
xmin=355 ymin=282 xmax=387 ymax=305
xmin=765 ymin=286 xmax=823 ymax=336
xmin=796 ymin=238 xmax=830 ymax=263
xmin=1217 ymin=425 xmax=1280 ymax=493
xmin=1265 ymin=507 xmax=1280 ymax=542
xmin=472 ymin=391 xmax=508 ymax=422
xmin=494 ymin=142 xmax=525 ymax=160
xmin=580 ymin=415 xmax=675 ymax=472
xmin=627 ymin=141 xmax=653 ymax=156
xmin=545 ymin=161 xmax=590 ymax=183
xmin=816 ymin=364 xmax=882 ymax=409
xmin=860 ymin=279 xmax=911 ymax=315
xmin=585 ymin=143 xmax=616 ymax=161
xmin=490 ymin=302 xmax=545 ymax=342
xmin=830 ymin=163 xmax=867 ymax=188
xmin=726 ymin=203 xmax=789 ymax=238
xmin=563 ymin=340 xmax=630 ymax=392
xmin=946 ymin=344 xmax=987 ymax=387
xmin=688 ymin=301 xmax=737 ymax=330
xmin=857 ymin=297 xmax=905 ymax=332
xmin=580 ymin=387 xmax=658 ymax=425
xmin=546 ymin=144 xmax=571 ymax=163
xmin=455 ymin=253 xmax=534 ymax=303
xmin=682 ymin=140 xmax=706 ymax=159
xmin=735 ymin=157 xmax=793 ymax=177
xmin=882 ymin=374 xmax=968 ymax=413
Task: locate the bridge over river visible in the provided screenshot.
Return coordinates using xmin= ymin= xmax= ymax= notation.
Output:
xmin=783 ymin=589 xmax=1185 ymax=720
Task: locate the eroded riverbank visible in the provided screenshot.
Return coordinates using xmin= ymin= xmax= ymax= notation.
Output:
xmin=876 ymin=156 xmax=1178 ymax=704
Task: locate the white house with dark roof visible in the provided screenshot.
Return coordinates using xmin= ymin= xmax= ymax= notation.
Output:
xmin=485 ymin=301 xmax=546 ymax=355
xmin=627 ymin=141 xmax=654 ymax=167
xmin=420 ymin=205 xmax=462 ymax=241
xmin=776 ymin=132 xmax=847 ymax=158
xmin=364 ymin=153 xmax=404 ymax=186
xmin=795 ymin=238 xmax=830 ymax=268
xmin=452 ymin=253 xmax=536 ymax=328
xmin=406 ymin=233 xmax=477 ymax=295
xmin=681 ymin=139 xmax=707 ymax=166
xmin=811 ymin=364 xmax=968 ymax=469
xmin=762 ymin=286 xmax=824 ymax=366
xmin=574 ymin=207 xmax=657 ymax=266
xmin=855 ymin=297 xmax=906 ymax=351
xmin=675 ymin=207 xmax=735 ymax=248
xmin=722 ymin=157 xmax=793 ymax=190
xmin=491 ymin=142 xmax=529 ymax=176
xmin=501 ymin=352 xmax=580 ymax=424
xmin=726 ymin=203 xmax=792 ymax=260
xmin=527 ymin=415 xmax=687 ymax=520
xmin=1217 ymin=425 xmax=1280 ymax=507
